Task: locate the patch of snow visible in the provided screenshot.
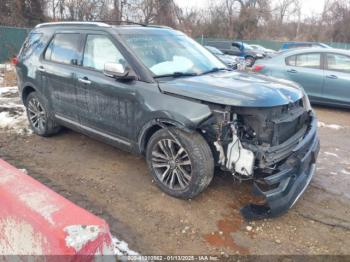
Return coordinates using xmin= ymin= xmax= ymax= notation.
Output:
xmin=0 ymin=111 xmax=31 ymax=135
xmin=0 ymin=86 xmax=31 ymax=135
xmin=19 ymin=168 xmax=28 ymax=175
xmin=0 ymin=86 xmax=18 ymax=95
xmin=324 ymin=152 xmax=339 ymax=158
xmin=0 ymin=64 xmax=14 ymax=71
xmin=64 ymin=225 xmax=100 ymax=252
xmin=341 ymin=169 xmax=350 ymax=175
xmin=112 ymin=236 xmax=139 ymax=256
xmin=318 ymin=121 xmax=343 ymax=130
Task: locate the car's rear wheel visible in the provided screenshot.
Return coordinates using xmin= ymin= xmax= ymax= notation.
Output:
xmin=25 ymin=92 xmax=61 ymax=136
xmin=146 ymin=127 xmax=214 ymax=199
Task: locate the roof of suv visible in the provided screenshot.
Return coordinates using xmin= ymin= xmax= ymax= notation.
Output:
xmin=34 ymin=21 xmax=180 ymax=36
xmin=35 ymin=21 xmax=112 ymax=28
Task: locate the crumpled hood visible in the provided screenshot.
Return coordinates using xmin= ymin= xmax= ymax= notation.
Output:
xmin=158 ymin=71 xmax=304 ymax=107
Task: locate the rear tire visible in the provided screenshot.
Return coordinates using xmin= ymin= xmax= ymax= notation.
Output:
xmin=146 ymin=127 xmax=214 ymax=199
xmin=25 ymin=92 xmax=61 ymax=137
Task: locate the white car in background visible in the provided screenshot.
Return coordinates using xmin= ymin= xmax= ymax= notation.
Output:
xmin=250 ymin=44 xmax=276 ymax=55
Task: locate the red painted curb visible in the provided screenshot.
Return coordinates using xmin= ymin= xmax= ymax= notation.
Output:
xmin=0 ymin=159 xmax=114 ymax=256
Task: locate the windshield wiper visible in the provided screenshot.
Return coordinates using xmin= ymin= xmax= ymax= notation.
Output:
xmin=154 ymin=72 xmax=198 ymax=79
xmin=200 ymin=67 xmax=231 ymax=76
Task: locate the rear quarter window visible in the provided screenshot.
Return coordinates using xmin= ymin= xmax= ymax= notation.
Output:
xmin=285 ymin=55 xmax=296 ymax=66
xmin=20 ymin=33 xmax=43 ymax=59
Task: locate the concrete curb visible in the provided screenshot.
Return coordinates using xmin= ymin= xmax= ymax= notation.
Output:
xmin=0 ymin=159 xmax=114 ymax=256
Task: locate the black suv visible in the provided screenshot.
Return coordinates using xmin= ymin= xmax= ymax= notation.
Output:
xmin=15 ymin=22 xmax=320 ymax=219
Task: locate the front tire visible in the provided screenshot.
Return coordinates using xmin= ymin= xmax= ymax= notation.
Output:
xmin=146 ymin=127 xmax=214 ymax=199
xmin=25 ymin=92 xmax=61 ymax=136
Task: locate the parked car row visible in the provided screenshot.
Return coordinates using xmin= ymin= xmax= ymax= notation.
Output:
xmin=253 ymin=48 xmax=350 ymax=108
xmin=203 ymin=40 xmax=267 ymax=67
xmin=204 ymin=38 xmax=349 ymax=108
xmin=203 ymin=40 xmax=339 ymax=66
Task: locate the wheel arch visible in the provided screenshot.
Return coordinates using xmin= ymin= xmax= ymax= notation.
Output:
xmin=21 ymin=84 xmax=38 ymax=104
xmin=137 ymin=118 xmax=193 ymax=155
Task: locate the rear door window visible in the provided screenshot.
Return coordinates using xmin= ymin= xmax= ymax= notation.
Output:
xmin=286 ymin=53 xmax=321 ymax=69
xmin=45 ymin=33 xmax=81 ymax=65
xmin=326 ymin=53 xmax=350 ymax=73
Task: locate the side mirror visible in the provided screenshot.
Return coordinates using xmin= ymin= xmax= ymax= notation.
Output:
xmin=104 ymin=62 xmax=136 ymax=81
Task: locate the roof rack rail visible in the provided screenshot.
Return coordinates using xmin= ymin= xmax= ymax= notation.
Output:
xmin=34 ymin=20 xmax=173 ymax=30
xmin=95 ymin=20 xmax=148 ymax=27
xmin=95 ymin=20 xmax=172 ymax=29
xmin=35 ymin=21 xmax=111 ymax=28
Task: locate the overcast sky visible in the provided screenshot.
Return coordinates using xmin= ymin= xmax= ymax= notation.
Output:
xmin=174 ymin=0 xmax=327 ymax=18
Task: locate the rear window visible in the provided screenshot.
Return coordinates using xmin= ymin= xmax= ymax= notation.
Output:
xmin=45 ymin=33 xmax=81 ymax=65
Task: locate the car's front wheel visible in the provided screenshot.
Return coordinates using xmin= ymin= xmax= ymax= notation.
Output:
xmin=146 ymin=127 xmax=214 ymax=199
xmin=25 ymin=92 xmax=61 ymax=136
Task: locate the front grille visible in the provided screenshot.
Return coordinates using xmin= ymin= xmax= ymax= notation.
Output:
xmin=275 ymin=110 xmax=309 ymax=144
xmin=238 ymin=99 xmax=309 ymax=147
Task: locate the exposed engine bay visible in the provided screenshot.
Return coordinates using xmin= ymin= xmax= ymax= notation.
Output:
xmin=200 ymin=97 xmax=320 ymax=219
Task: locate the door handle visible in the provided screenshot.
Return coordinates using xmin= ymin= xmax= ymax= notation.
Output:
xmin=326 ymin=75 xmax=338 ymax=79
xmin=38 ymin=66 xmax=45 ymax=72
xmin=287 ymin=69 xmax=298 ymax=73
xmin=78 ymin=77 xmax=91 ymax=85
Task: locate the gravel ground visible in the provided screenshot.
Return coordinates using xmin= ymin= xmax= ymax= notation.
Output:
xmin=0 ymin=81 xmax=349 ymax=256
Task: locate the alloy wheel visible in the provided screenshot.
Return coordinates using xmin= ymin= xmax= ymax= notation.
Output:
xmin=151 ymin=139 xmax=192 ymax=191
xmin=27 ymin=97 xmax=46 ymax=132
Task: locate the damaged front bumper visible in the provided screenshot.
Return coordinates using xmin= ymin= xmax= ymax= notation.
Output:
xmin=241 ymin=116 xmax=320 ymax=220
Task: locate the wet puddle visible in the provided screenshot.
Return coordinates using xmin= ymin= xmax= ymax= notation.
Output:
xmin=203 ymin=192 xmax=263 ymax=254
xmin=204 ymin=216 xmax=248 ymax=254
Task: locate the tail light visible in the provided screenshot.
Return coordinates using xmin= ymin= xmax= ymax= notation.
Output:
xmin=12 ymin=57 xmax=19 ymax=66
xmin=253 ymin=65 xmax=265 ymax=72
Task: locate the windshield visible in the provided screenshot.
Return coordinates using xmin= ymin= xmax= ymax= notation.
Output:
xmin=121 ymin=33 xmax=226 ymax=77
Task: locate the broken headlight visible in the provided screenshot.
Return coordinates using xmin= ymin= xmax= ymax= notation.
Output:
xmin=205 ymin=107 xmax=256 ymax=179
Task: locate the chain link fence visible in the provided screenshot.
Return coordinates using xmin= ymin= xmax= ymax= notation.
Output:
xmin=0 ymin=26 xmax=31 ymax=63
xmin=1 ymin=26 xmax=350 ymax=63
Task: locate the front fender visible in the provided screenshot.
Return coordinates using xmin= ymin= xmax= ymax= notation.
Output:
xmin=137 ymin=118 xmax=193 ymax=154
